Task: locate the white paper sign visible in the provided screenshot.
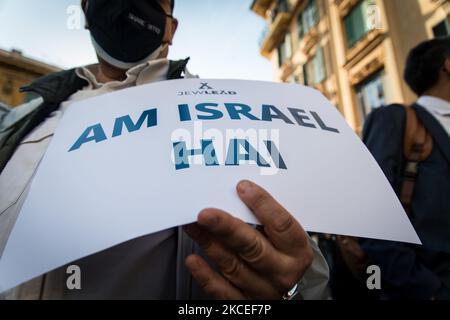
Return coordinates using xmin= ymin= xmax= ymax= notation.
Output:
xmin=0 ymin=79 xmax=420 ymax=292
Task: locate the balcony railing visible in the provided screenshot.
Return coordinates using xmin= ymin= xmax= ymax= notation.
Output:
xmin=250 ymin=0 xmax=276 ymax=18
xmin=259 ymin=11 xmax=291 ymax=58
xmin=270 ymin=0 xmax=290 ymax=21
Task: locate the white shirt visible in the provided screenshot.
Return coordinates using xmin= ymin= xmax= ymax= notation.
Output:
xmin=62 ymin=58 xmax=171 ymax=113
xmin=417 ymin=96 xmax=450 ymax=138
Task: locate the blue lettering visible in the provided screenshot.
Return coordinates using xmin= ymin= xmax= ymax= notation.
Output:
xmin=288 ymin=108 xmax=316 ymax=128
xmin=225 ymin=103 xmax=260 ymax=121
xmin=69 ymin=124 xmax=107 ymax=152
xmin=195 ymin=103 xmax=223 ymax=120
xmin=310 ymin=111 xmax=339 ymax=133
xmin=173 ymin=140 xmax=219 ymax=170
xmin=178 ymin=104 xmax=191 ymax=122
xmin=265 ymin=140 xmax=287 ymax=170
xmin=225 ymin=139 xmax=270 ymax=167
xmin=112 ymin=108 xmax=157 ymax=137
xmin=262 ymin=105 xmax=294 ymax=124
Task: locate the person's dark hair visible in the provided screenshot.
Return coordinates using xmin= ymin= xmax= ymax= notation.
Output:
xmin=404 ymin=36 xmax=450 ymax=96
xmin=171 ymin=0 xmax=175 ymax=12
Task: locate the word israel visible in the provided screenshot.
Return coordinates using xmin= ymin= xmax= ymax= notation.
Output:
xmin=177 ymin=103 xmax=340 ymax=133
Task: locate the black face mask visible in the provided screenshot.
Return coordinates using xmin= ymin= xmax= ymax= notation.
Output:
xmin=86 ymin=0 xmax=170 ymax=68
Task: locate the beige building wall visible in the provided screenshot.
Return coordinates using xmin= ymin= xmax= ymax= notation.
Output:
xmin=0 ymin=49 xmax=61 ymax=107
xmin=251 ymin=0 xmax=450 ymax=133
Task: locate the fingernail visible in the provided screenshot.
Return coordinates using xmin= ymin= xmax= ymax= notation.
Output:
xmin=185 ymin=255 xmax=199 ymax=269
xmin=237 ymin=180 xmax=252 ymax=195
xmin=198 ymin=211 xmax=218 ymax=228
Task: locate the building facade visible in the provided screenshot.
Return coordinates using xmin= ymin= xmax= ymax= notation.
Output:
xmin=0 ymin=49 xmax=61 ymax=107
xmin=251 ymin=0 xmax=450 ymax=133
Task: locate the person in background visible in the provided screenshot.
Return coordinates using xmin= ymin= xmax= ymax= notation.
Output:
xmin=337 ymin=36 xmax=450 ymax=300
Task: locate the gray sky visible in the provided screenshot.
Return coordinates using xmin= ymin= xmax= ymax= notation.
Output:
xmin=0 ymin=0 xmax=274 ymax=81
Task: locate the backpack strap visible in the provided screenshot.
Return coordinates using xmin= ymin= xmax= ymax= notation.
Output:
xmin=400 ymin=105 xmax=433 ymax=214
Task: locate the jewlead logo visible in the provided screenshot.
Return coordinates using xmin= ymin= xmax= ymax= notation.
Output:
xmin=178 ymin=82 xmax=237 ymax=96
xmin=199 ymin=82 xmax=213 ymax=90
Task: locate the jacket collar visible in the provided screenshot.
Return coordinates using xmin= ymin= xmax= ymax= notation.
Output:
xmin=417 ymin=96 xmax=450 ymax=116
xmin=413 ymin=103 xmax=450 ymax=165
xmin=168 ymin=58 xmax=190 ymax=80
xmin=20 ymin=69 xmax=88 ymax=105
xmin=19 ymin=58 xmax=190 ymax=106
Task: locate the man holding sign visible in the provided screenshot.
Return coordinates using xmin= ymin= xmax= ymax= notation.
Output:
xmin=0 ymin=0 xmax=329 ymax=299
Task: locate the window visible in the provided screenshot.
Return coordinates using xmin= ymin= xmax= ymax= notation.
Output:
xmin=433 ymin=18 xmax=450 ymax=38
xmin=297 ymin=0 xmax=319 ymax=38
xmin=278 ymin=0 xmax=289 ymax=13
xmin=312 ymin=47 xmax=326 ymax=84
xmin=355 ymin=69 xmax=386 ymax=122
xmin=303 ymin=47 xmax=326 ymax=86
xmin=278 ymin=32 xmax=292 ymax=67
xmin=344 ymin=0 xmax=373 ymax=48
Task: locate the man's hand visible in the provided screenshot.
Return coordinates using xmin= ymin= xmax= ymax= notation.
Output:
xmin=183 ymin=180 xmax=314 ymax=300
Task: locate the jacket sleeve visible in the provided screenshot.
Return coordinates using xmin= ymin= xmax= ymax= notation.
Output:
xmin=298 ymin=235 xmax=330 ymax=300
xmin=0 ymin=98 xmax=43 ymax=133
xmin=359 ymin=105 xmax=442 ymax=299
